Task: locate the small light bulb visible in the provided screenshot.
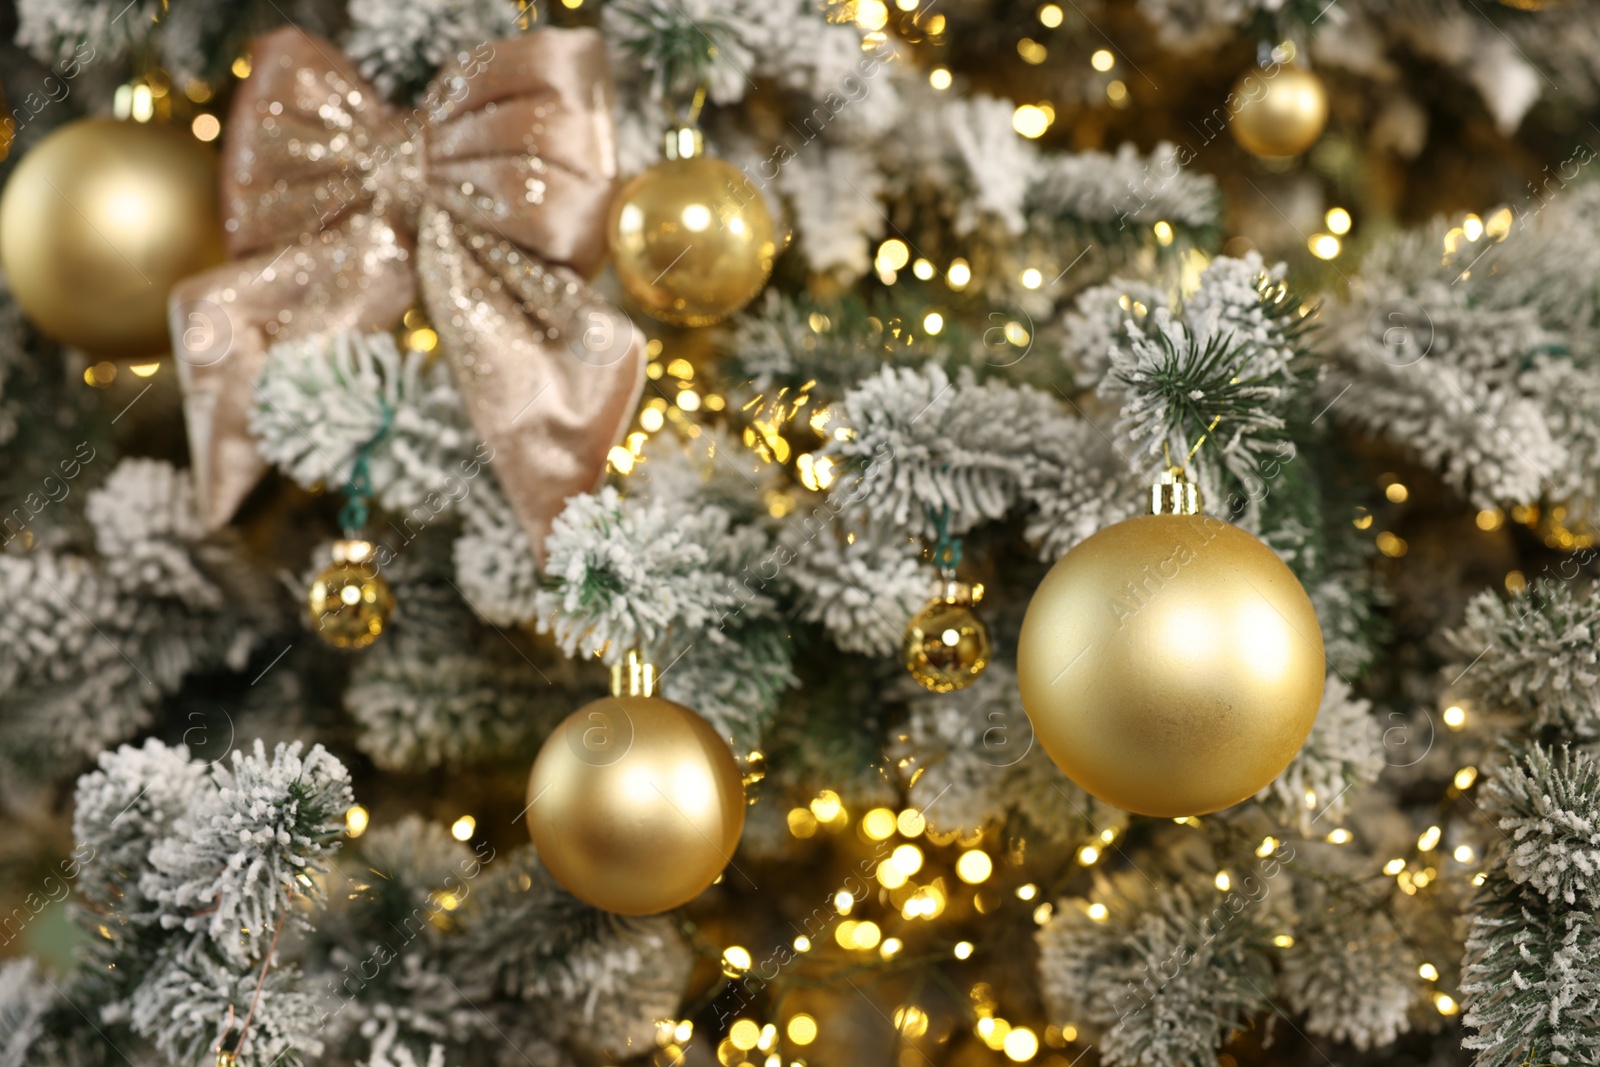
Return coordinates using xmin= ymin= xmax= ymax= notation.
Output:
xmin=956 ymin=850 xmax=993 ymax=883
xmin=787 ymin=1014 xmax=817 ymax=1045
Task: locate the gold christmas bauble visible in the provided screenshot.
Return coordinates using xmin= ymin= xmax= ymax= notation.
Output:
xmin=526 ymin=689 xmax=746 ymax=915
xmin=903 ymin=580 xmax=991 ymax=693
xmin=607 ymin=130 xmax=776 ymax=327
xmin=0 ymin=117 xmax=224 ymax=358
xmin=1016 ymin=514 xmax=1325 ymax=817
xmin=307 ymin=540 xmax=395 ymax=649
xmin=1229 ymin=67 xmax=1329 ymax=158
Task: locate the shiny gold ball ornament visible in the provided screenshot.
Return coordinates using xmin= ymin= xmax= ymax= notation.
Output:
xmin=0 ymin=117 xmax=224 ymax=358
xmin=607 ymin=128 xmax=776 ymax=327
xmin=1016 ymin=472 xmax=1325 ymax=817
xmin=307 ymin=540 xmax=395 ymax=649
xmin=1228 ymin=67 xmax=1329 ymax=158
xmin=904 ymin=579 xmax=991 ymax=693
xmin=526 ymin=651 xmax=746 ymax=915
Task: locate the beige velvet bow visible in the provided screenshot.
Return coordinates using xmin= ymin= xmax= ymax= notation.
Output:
xmin=168 ymin=25 xmax=644 ymax=564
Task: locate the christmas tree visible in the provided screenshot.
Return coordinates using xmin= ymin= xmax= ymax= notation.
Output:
xmin=2 ymin=1 xmax=1600 ymax=1066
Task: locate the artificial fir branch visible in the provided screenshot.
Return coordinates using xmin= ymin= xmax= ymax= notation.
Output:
xmin=1481 ymin=744 xmax=1600 ymax=909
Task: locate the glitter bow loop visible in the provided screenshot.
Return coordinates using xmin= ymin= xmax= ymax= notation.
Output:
xmin=168 ymin=26 xmax=646 ymax=565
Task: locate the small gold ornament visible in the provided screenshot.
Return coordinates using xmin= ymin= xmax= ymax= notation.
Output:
xmin=0 ymin=116 xmax=224 ymax=358
xmin=1016 ymin=469 xmax=1325 ymax=817
xmin=1229 ymin=67 xmax=1329 ymax=158
xmin=903 ymin=578 xmax=991 ymax=693
xmin=307 ymin=539 xmax=394 ymax=649
xmin=607 ymin=128 xmax=776 ymax=327
xmin=525 ymin=651 xmax=746 ymax=915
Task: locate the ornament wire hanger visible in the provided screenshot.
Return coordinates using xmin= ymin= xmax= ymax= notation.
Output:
xmin=927 ymin=503 xmax=963 ymax=577
xmin=338 ymin=399 xmax=393 ymax=536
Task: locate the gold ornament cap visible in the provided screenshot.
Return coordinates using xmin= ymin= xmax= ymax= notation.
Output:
xmin=663 ymin=126 xmax=705 ymax=160
xmin=330 ymin=538 xmax=377 ymax=564
xmin=936 ymin=577 xmax=979 ymax=606
xmin=611 ymin=649 xmax=657 ymax=697
xmin=1151 ymin=467 xmax=1201 ymax=516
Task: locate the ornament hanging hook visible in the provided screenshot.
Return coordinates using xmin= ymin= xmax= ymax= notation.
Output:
xmin=212 ymin=1005 xmax=237 ymax=1067
xmin=337 ymin=398 xmax=394 ymax=536
xmin=928 ymin=504 xmax=964 ymax=578
xmin=1186 ymin=412 xmax=1224 ymax=464
xmin=686 ymin=83 xmax=708 ymax=128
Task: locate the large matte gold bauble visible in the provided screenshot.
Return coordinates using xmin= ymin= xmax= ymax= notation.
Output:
xmin=903 ymin=581 xmax=991 ymax=693
xmin=1016 ymin=514 xmax=1325 ymax=817
xmin=1229 ymin=68 xmax=1329 ymax=158
xmin=607 ymin=156 xmax=776 ymax=327
xmin=526 ymin=694 xmax=746 ymax=914
xmin=0 ymin=117 xmax=224 ymax=358
xmin=307 ymin=540 xmax=395 ymax=649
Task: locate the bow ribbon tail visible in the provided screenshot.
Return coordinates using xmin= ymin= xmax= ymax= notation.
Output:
xmin=417 ymin=206 xmax=646 ymax=567
xmin=168 ymin=225 xmax=419 ymax=528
